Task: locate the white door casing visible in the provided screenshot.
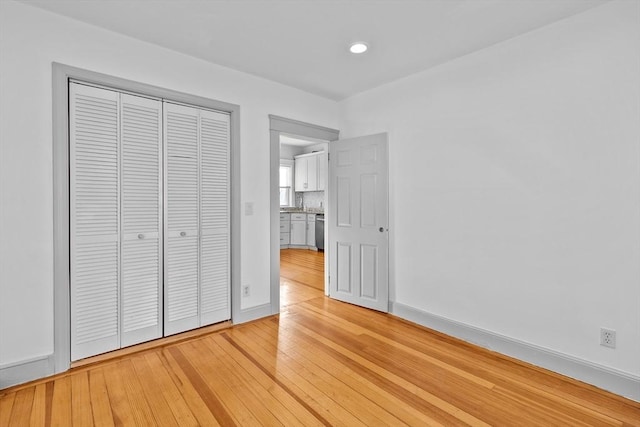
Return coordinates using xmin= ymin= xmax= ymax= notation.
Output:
xmin=328 ymin=133 xmax=389 ymax=312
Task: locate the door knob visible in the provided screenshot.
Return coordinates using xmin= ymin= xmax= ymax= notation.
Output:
xmin=138 ymin=234 xmax=144 ymax=239
xmin=180 ymin=231 xmax=187 ymax=237
xmin=379 ymin=227 xmax=384 ymax=232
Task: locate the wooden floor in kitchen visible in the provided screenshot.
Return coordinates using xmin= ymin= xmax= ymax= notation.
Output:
xmin=1 ymin=249 xmax=639 ymax=426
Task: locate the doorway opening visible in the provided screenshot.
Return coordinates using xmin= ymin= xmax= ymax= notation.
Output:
xmin=279 ymin=135 xmax=328 ymax=308
xmin=268 ymin=116 xmax=339 ymax=314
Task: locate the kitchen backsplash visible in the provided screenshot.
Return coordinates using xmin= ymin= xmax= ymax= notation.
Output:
xmin=295 ymin=191 xmax=324 ymax=210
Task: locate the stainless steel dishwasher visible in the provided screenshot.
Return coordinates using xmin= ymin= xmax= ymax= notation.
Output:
xmin=315 ymin=214 xmax=324 ymax=251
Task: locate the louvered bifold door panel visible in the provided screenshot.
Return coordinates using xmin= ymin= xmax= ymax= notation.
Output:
xmin=120 ymin=93 xmax=163 ymax=347
xmin=164 ymin=102 xmax=200 ymax=335
xmin=200 ymin=110 xmax=231 ymax=326
xmin=70 ymin=83 xmax=120 ymax=361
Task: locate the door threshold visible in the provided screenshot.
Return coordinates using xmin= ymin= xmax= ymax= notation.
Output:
xmin=70 ymin=321 xmax=233 ymax=370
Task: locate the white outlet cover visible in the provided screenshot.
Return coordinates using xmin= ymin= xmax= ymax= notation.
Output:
xmin=600 ymin=328 xmax=616 ymax=349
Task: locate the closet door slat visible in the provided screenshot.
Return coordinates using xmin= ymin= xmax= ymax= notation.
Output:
xmin=70 ymin=83 xmax=120 ymax=361
xmin=120 ymin=93 xmax=163 ymax=347
xmin=200 ymin=110 xmax=231 ymax=325
xmin=164 ymin=103 xmax=200 ymax=335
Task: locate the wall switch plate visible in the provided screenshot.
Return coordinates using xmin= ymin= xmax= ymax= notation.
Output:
xmin=600 ymin=327 xmax=616 ymax=349
xmin=242 ymin=285 xmax=250 ymax=297
xmin=245 ymin=202 xmax=254 ymax=216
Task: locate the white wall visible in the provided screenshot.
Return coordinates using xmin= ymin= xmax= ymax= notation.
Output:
xmin=0 ymin=1 xmax=338 ymax=367
xmin=339 ymin=0 xmax=640 ymax=380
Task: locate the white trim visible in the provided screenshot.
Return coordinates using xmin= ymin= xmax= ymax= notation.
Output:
xmin=268 ymin=117 xmax=339 ymax=315
xmin=0 ymin=354 xmax=55 ymax=389
xmin=232 ymin=303 xmax=273 ymax=325
xmin=390 ymin=301 xmax=640 ymax=402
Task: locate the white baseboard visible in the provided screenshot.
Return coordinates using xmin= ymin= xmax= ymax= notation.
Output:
xmin=0 ymin=354 xmax=55 ymax=390
xmin=390 ymin=302 xmax=640 ymax=402
xmin=234 ymin=302 xmax=273 ymax=324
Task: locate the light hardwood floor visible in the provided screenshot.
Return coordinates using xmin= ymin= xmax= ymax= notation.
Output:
xmin=1 ymin=250 xmax=639 ymax=426
xmin=280 ymin=248 xmax=324 ymax=291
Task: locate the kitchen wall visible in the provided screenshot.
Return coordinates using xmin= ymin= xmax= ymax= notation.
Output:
xmin=300 ymin=192 xmax=324 ymax=210
xmin=280 ymin=143 xmax=306 ymax=160
xmin=339 ymin=0 xmax=640 ymax=396
xmin=0 ymin=1 xmax=339 ymax=369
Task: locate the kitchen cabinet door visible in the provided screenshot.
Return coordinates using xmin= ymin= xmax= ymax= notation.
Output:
xmin=306 ymin=215 xmax=316 ymax=247
xmin=294 ymin=156 xmax=307 ymax=191
xmin=291 ymin=220 xmax=306 ymax=245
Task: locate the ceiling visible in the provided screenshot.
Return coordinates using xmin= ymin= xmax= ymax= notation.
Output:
xmin=280 ymin=134 xmax=327 ymax=147
xmin=22 ymin=0 xmax=607 ymax=101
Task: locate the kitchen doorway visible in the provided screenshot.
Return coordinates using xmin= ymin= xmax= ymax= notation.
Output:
xmin=268 ymin=116 xmax=339 ymax=314
xmin=279 ymin=135 xmax=327 ymax=308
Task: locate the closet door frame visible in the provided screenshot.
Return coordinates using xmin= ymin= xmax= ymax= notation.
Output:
xmin=52 ymin=63 xmax=241 ymax=374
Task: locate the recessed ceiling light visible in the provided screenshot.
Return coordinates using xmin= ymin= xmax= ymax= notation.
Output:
xmin=349 ymin=42 xmax=368 ymax=54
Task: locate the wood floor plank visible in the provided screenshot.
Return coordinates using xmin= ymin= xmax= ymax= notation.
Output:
xmin=128 ymin=354 xmax=181 ymax=427
xmin=162 ymin=347 xmax=230 ymax=426
xmin=155 ymin=350 xmax=221 ymax=427
xmin=259 ymin=319 xmax=451 ymax=427
xmin=278 ymin=312 xmax=522 ymax=426
xmin=102 ymin=362 xmax=136 ymax=426
xmin=226 ymin=325 xmax=369 ymax=427
xmin=302 ymin=297 xmax=635 ymax=425
xmin=261 ymin=317 xmax=472 ymax=426
xmin=28 ymin=383 xmax=47 ymax=427
xmin=49 ymin=376 xmax=71 ymax=426
xmin=117 ymin=359 xmax=165 ymax=426
xmin=7 ymin=386 xmax=34 ymax=426
xmin=138 ymin=352 xmax=199 ymax=426
xmin=1 ymin=249 xmax=638 ymax=426
xmin=70 ymin=371 xmax=93 ymax=426
xmin=179 ymin=340 xmax=279 ymax=426
xmin=249 ymin=322 xmax=409 ymax=426
xmin=280 ymin=248 xmax=324 ymax=290
xmin=87 ymin=369 xmax=115 ymax=427
xmin=0 ymin=393 xmax=16 ymax=426
xmin=204 ymin=335 xmax=325 ymax=426
xmin=202 ymin=336 xmax=305 ymax=426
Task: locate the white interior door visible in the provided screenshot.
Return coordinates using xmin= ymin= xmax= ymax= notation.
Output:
xmin=120 ymin=93 xmax=163 ymax=347
xmin=328 ymin=133 xmax=389 ymax=312
xmin=164 ymin=102 xmax=200 ymax=335
xmin=70 ymin=83 xmax=120 ymax=360
xmin=199 ymin=109 xmax=231 ymax=326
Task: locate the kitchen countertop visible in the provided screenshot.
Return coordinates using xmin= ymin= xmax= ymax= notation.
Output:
xmin=280 ymin=208 xmax=324 ymax=214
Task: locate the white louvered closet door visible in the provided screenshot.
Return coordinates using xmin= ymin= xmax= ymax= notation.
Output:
xmin=200 ymin=109 xmax=230 ymax=325
xmin=120 ymin=94 xmax=163 ymax=347
xmin=164 ymin=103 xmax=200 ymax=335
xmin=70 ymin=83 xmax=120 ymax=360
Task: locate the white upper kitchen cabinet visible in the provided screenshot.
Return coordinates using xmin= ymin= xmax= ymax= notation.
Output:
xmin=294 ymin=152 xmax=322 ymax=192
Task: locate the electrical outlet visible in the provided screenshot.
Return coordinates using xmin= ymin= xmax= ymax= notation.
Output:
xmin=600 ymin=327 xmax=616 ymax=349
xmin=242 ymin=285 xmax=250 ymax=297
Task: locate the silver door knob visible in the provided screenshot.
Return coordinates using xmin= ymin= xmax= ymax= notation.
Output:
xmin=180 ymin=231 xmax=186 ymax=237
xmin=379 ymin=227 xmax=384 ymax=232
xmin=138 ymin=234 xmax=144 ymax=239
